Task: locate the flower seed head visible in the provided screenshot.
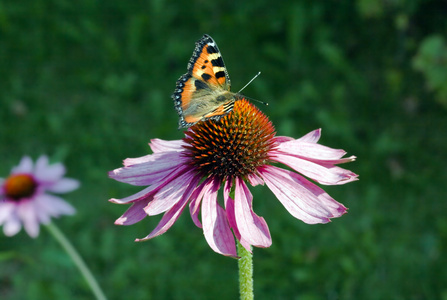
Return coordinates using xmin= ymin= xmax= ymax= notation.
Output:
xmin=183 ymin=98 xmax=276 ymax=182
xmin=4 ymin=174 xmax=37 ymax=201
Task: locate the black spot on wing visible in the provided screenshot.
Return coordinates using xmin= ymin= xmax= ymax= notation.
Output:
xmin=194 ymin=79 xmax=208 ymax=90
xmin=201 ymin=73 xmax=212 ymax=81
xmin=206 ymin=45 xmax=218 ymax=54
xmin=211 ymin=57 xmax=224 ymax=67
xmin=215 ymin=71 xmax=226 ymax=79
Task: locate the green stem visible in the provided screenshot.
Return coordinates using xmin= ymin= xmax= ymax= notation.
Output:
xmin=237 ymin=240 xmax=254 ymax=300
xmin=45 ymin=222 xmax=107 ymax=300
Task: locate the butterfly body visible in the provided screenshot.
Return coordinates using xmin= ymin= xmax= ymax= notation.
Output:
xmin=172 ymin=34 xmax=238 ymax=129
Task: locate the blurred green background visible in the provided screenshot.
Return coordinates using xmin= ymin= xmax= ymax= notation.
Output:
xmin=1 ymin=0 xmax=446 ymax=299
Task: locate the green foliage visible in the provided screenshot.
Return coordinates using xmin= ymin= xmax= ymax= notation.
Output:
xmin=1 ymin=0 xmax=446 ymax=299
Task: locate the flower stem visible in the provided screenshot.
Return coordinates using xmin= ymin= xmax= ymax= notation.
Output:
xmin=45 ymin=222 xmax=107 ymax=300
xmin=237 ymin=240 xmax=254 ymax=300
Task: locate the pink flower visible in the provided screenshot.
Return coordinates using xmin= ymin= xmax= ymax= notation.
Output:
xmin=109 ymin=99 xmax=358 ymax=257
xmin=0 ymin=156 xmax=80 ymax=237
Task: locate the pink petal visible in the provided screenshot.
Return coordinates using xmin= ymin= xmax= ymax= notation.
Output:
xmin=223 ymin=180 xmax=250 ymax=251
xmin=115 ymin=200 xmax=149 ymax=225
xmin=202 ymin=179 xmax=237 ymax=257
xmin=109 ymin=152 xmax=188 ymax=186
xmin=149 ymin=139 xmax=186 ymax=153
xmin=260 ymin=165 xmax=347 ymax=224
xmin=276 ymin=141 xmax=348 ymax=160
xmin=189 ymin=179 xmax=212 ymax=228
xmin=296 ymin=129 xmax=321 ymax=143
xmin=135 ymin=183 xmax=193 ymax=241
xmin=271 ymin=152 xmax=357 ymax=185
xmin=273 ymin=136 xmax=295 ymax=143
xmin=47 ymin=178 xmax=80 ymax=193
xmin=144 ymin=170 xmax=198 ymax=216
xmin=123 ymin=154 xmax=153 ymax=166
xmin=234 ymin=177 xmax=271 ymax=249
xmin=246 ymin=173 xmax=264 ymax=187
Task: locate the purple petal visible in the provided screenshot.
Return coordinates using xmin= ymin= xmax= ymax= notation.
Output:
xmin=47 ymin=178 xmax=80 ymax=193
xmin=16 ymin=200 xmax=40 ymax=238
xmin=144 ymin=170 xmax=198 ymax=216
xmin=3 ymin=214 xmax=22 ymax=237
xmin=34 ymin=194 xmax=76 ymax=217
xmin=115 ymin=200 xmax=149 ymax=225
xmin=109 ymin=152 xmax=188 ymax=186
xmin=271 ymin=152 xmax=357 ymax=185
xmin=109 ymin=165 xmax=190 ymax=205
xmin=109 ymin=185 xmax=157 ymax=204
xmin=34 ymin=156 xmax=65 ymax=183
xmin=12 ymin=156 xmax=33 ymax=174
xmin=149 ymin=139 xmax=186 ymax=153
xmin=260 ymin=165 xmax=347 ymax=224
xmin=202 ymin=179 xmax=237 ymax=257
xmin=234 ymin=177 xmax=271 ymax=249
xmin=0 ymin=202 xmax=16 ymax=225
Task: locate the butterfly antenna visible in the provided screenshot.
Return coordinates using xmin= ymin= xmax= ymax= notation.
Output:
xmin=238 ymin=72 xmax=261 ymax=93
xmin=237 ymin=72 xmax=268 ymax=106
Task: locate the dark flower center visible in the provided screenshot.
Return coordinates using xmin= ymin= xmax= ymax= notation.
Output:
xmin=3 ymin=173 xmax=37 ymax=201
xmin=182 ymin=98 xmax=276 ymax=182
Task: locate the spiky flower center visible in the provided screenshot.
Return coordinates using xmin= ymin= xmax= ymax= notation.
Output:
xmin=3 ymin=174 xmax=37 ymax=201
xmin=183 ymin=98 xmax=276 ymax=182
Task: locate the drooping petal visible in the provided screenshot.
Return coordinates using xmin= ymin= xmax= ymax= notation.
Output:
xmin=110 ymin=165 xmax=190 ymax=205
xmin=3 ymin=214 xmax=22 ymax=237
xmin=223 ymin=180 xmax=252 ymax=251
xmin=47 ymin=178 xmax=80 ymax=193
xmin=16 ymin=200 xmax=40 ymax=238
xmin=271 ymin=152 xmax=357 ymax=185
xmin=0 ymin=202 xmax=16 ymax=225
xmin=109 ymin=152 xmax=188 ymax=186
xmin=144 ymin=170 xmax=198 ymax=216
xmin=115 ymin=200 xmax=149 ymax=225
xmin=246 ymin=173 xmax=264 ymax=187
xmin=202 ymin=179 xmax=237 ymax=257
xmin=260 ymin=165 xmax=347 ymax=224
xmin=189 ymin=179 xmax=211 ymax=228
xmin=109 ymin=185 xmax=157 ymax=205
xmin=135 ymin=179 xmax=198 ymax=241
xmin=149 ymin=139 xmax=186 ymax=153
xmin=34 ymin=194 xmax=76 ymax=217
xmin=234 ymin=177 xmax=271 ymax=250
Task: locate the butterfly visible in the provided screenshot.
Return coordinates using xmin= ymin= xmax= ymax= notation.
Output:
xmin=172 ymin=34 xmax=238 ymax=129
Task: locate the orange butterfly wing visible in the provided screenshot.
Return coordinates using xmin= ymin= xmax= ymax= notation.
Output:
xmin=172 ymin=34 xmax=236 ymax=129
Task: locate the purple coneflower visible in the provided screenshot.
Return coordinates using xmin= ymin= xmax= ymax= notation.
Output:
xmin=109 ymin=99 xmax=357 ymax=257
xmin=0 ymin=156 xmax=79 ymax=237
